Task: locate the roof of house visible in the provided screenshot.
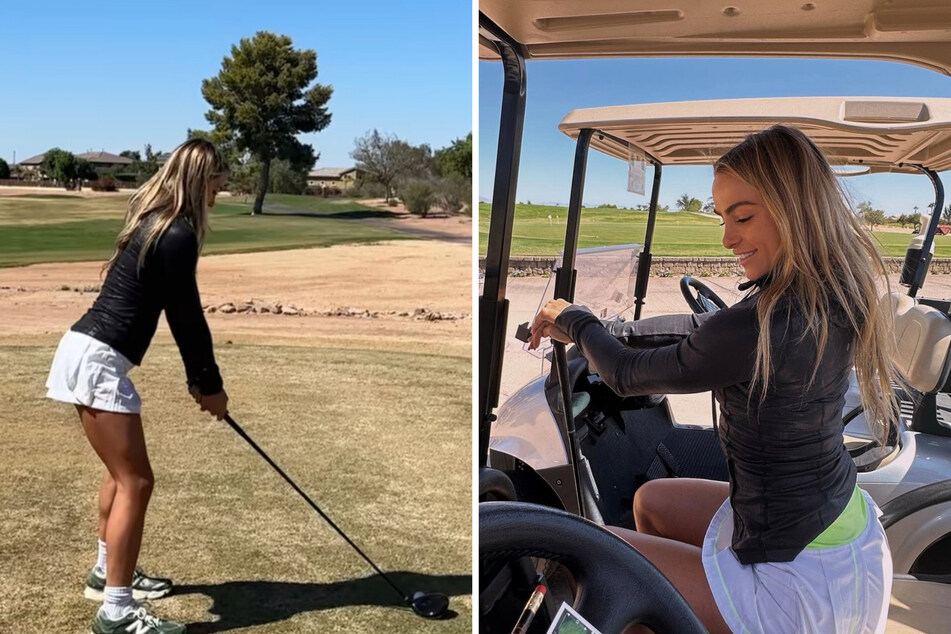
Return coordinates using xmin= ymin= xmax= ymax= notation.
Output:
xmin=308 ymin=167 xmax=358 ymax=179
xmin=18 ymin=153 xmax=46 ymax=165
xmin=77 ymin=152 xmax=134 ymax=165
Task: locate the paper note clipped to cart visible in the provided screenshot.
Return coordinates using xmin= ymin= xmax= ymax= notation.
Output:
xmin=627 ymin=150 xmax=645 ymax=195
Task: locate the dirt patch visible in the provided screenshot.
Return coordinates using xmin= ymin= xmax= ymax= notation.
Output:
xmin=0 ymin=239 xmax=472 ymax=357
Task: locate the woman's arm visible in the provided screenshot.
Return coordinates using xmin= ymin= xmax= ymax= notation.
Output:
xmin=556 ymin=304 xmax=758 ymax=396
xmin=602 ymin=312 xmax=717 ymax=348
xmin=156 ymin=224 xmax=223 ymax=396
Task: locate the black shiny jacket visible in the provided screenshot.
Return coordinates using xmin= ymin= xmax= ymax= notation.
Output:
xmin=72 ymin=217 xmax=223 ymax=395
xmin=555 ymin=286 xmax=856 ymax=564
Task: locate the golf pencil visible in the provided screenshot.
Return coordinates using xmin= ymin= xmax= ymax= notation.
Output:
xmin=510 ymin=584 xmax=547 ymax=634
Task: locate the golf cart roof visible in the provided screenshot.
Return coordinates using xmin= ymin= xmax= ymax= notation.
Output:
xmin=479 ymin=0 xmax=951 ymax=76
xmin=558 ymin=96 xmax=951 ymax=174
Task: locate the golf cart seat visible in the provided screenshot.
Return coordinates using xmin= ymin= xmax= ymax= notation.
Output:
xmin=892 ymin=292 xmax=951 ymax=440
xmin=891 ymin=292 xmax=951 ymax=396
xmin=844 ymin=293 xmax=951 ymax=471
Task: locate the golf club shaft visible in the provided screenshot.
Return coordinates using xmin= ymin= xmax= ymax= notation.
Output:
xmin=222 ymin=414 xmax=408 ymax=603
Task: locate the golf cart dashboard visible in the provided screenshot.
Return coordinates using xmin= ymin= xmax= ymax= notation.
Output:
xmin=544 ymin=355 xmax=668 ymax=417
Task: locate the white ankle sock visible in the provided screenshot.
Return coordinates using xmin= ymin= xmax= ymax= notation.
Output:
xmin=100 ymin=586 xmax=134 ymax=620
xmin=96 ymin=539 xmax=107 ymax=572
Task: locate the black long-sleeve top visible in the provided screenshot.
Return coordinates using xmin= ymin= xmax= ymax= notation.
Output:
xmin=71 ymin=217 xmax=223 ymax=395
xmin=555 ymin=290 xmax=856 ymax=565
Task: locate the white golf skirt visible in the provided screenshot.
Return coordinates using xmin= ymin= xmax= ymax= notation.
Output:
xmin=702 ymin=489 xmax=891 ymax=634
xmin=45 ymin=330 xmax=142 ymax=414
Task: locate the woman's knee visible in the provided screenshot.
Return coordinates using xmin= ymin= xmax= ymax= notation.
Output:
xmin=115 ymin=469 xmax=154 ymax=501
xmin=633 ymin=480 xmax=665 ymax=534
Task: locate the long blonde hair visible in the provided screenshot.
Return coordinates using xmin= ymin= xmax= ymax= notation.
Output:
xmin=104 ymin=138 xmax=227 ymax=274
xmin=715 ymin=125 xmax=899 ymax=444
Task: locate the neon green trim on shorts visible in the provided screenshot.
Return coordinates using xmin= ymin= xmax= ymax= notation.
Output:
xmin=806 ymin=486 xmax=867 ymax=549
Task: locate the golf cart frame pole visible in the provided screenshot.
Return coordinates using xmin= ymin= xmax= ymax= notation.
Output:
xmin=479 ymin=12 xmax=527 ymax=467
xmin=634 ymin=161 xmax=663 ymax=320
xmin=907 ymin=165 xmax=945 ymax=298
xmin=551 ymin=128 xmax=595 ymax=517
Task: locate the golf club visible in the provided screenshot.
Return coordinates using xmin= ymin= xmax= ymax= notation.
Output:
xmin=222 ymin=413 xmax=450 ymax=619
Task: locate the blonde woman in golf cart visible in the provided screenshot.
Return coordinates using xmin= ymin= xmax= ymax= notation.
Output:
xmin=531 ymin=125 xmax=896 ymax=634
xmin=45 ymin=138 xmax=230 ymax=634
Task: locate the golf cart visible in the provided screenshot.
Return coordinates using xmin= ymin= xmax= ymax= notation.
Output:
xmin=479 ymin=4 xmax=951 ymax=633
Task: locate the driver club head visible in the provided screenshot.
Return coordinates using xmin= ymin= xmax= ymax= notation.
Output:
xmin=408 ymin=591 xmax=450 ymax=619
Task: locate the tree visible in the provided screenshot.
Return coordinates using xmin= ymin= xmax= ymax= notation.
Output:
xmin=351 ymin=129 xmax=403 ymax=201
xmin=434 ymin=132 xmax=472 ymax=178
xmin=202 ymin=31 xmax=332 ymax=214
xmin=42 ymin=148 xmax=80 ymax=189
xmin=268 ymin=158 xmax=308 ymax=194
xmin=675 ymin=194 xmax=702 ymax=212
xmin=865 ymin=208 xmax=885 ymax=229
xmin=76 ymin=159 xmax=98 ymax=182
xmin=0 ymin=158 xmax=9 ymax=180
xmin=942 ymin=204 xmax=951 ymax=225
xmin=703 ymin=197 xmax=715 ymax=214
xmin=142 ymin=144 xmax=162 ymax=178
xmin=857 ymin=201 xmax=885 ymax=230
xmin=897 ymin=214 xmax=908 ymax=229
xmin=391 ymin=140 xmax=435 ymax=186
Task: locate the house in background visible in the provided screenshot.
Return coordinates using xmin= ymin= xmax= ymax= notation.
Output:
xmin=15 ymin=150 xmax=133 ymax=175
xmin=15 ymin=153 xmax=46 ymax=173
xmin=76 ymin=151 xmax=134 ymax=171
xmin=306 ymin=167 xmax=361 ymax=191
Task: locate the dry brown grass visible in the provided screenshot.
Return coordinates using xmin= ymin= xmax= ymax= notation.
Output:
xmin=0 ymin=342 xmax=471 ymax=633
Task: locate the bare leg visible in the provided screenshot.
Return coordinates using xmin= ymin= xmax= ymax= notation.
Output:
xmin=77 ymin=406 xmax=154 ymax=588
xmin=609 ymin=528 xmax=732 ymax=634
xmin=98 ymin=471 xmax=117 ymax=543
xmin=634 ymin=478 xmax=729 ymax=547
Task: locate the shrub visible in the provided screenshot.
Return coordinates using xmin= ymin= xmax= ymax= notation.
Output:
xmin=437 ymin=173 xmax=471 ymax=215
xmin=350 ymin=178 xmax=386 ymax=199
xmin=90 ymin=177 xmax=118 ymax=192
xmin=400 ymin=180 xmax=435 ymax=217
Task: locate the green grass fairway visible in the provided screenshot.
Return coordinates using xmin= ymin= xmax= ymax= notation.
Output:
xmin=0 ymin=194 xmax=410 ymax=267
xmin=478 ymin=203 xmax=951 ymax=257
xmin=0 ymin=342 xmax=471 ymax=632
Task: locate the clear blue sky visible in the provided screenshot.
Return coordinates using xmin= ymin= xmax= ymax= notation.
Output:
xmin=0 ymin=0 xmax=471 ymax=168
xmin=479 ymin=58 xmax=951 ymax=217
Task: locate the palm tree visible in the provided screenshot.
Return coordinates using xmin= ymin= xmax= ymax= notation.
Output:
xmin=676 ymin=193 xmax=692 ymax=211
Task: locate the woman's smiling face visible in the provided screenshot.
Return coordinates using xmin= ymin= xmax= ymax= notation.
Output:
xmin=712 ymin=171 xmax=783 ymax=281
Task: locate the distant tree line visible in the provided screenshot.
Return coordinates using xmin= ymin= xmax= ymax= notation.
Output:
xmin=350 ymin=130 xmax=472 ymax=216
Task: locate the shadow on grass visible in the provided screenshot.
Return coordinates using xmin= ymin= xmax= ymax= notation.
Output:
xmin=178 ymin=571 xmax=471 ymax=632
xmin=258 ymin=203 xmax=400 ymax=220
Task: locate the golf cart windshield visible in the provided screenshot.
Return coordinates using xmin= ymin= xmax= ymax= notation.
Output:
xmin=526 ymin=243 xmax=641 ymax=362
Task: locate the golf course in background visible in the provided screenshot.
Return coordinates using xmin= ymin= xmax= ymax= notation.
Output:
xmin=0 ymin=193 xmax=411 ymax=267
xmin=478 ymin=202 xmax=951 ymax=257
xmin=0 ymin=189 xmax=473 ymax=632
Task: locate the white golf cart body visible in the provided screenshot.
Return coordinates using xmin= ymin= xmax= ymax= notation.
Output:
xmin=490 ymin=98 xmax=951 ymax=627
xmin=479 ymin=3 xmax=951 ymax=631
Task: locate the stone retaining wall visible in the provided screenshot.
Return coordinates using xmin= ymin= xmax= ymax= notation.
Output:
xmin=478 ymin=256 xmax=951 ymax=277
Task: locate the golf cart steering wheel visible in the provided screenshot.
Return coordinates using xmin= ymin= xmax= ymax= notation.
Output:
xmin=480 ymin=502 xmax=707 ymax=634
xmin=680 ymin=276 xmax=728 ymax=314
